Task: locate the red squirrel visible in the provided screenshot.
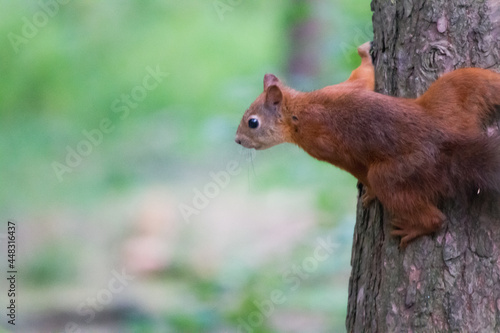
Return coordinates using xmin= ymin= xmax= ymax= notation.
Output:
xmin=235 ymin=42 xmax=500 ymax=247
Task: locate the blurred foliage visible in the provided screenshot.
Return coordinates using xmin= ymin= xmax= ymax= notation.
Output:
xmin=0 ymin=0 xmax=371 ymax=211
xmin=1 ymin=0 xmax=372 ymax=332
xmin=23 ymin=241 xmax=78 ymax=285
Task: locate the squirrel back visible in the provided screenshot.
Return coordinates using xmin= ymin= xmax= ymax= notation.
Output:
xmin=417 ymin=68 xmax=500 ymax=136
xmin=235 ymin=43 xmax=500 ymax=247
xmin=417 ymin=67 xmax=500 ymax=198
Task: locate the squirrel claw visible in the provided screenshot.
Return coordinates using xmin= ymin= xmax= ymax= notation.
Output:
xmin=361 ymin=187 xmax=376 ymax=207
xmin=390 ymin=229 xmax=412 ymax=249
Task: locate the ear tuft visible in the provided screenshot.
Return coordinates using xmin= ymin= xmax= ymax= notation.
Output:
xmin=264 ymin=74 xmax=280 ymax=90
xmin=266 ymin=85 xmax=283 ymax=107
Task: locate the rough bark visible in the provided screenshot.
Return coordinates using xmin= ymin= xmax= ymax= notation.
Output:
xmin=346 ymin=1 xmax=500 ymax=332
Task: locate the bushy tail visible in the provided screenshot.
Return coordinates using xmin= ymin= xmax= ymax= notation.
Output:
xmin=445 ymin=133 xmax=500 ymax=199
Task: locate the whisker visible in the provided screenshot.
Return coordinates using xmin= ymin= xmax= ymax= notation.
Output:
xmin=247 ymin=152 xmax=251 ymax=188
xmin=249 ymin=150 xmax=256 ymax=178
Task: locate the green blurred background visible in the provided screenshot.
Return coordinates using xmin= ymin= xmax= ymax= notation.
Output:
xmin=1 ymin=0 xmax=372 ymax=332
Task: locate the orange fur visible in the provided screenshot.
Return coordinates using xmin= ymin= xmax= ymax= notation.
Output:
xmin=346 ymin=42 xmax=374 ymax=90
xmin=235 ymin=43 xmax=500 ymax=248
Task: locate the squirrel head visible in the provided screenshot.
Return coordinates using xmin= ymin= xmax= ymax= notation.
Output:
xmin=235 ymin=74 xmax=289 ymax=150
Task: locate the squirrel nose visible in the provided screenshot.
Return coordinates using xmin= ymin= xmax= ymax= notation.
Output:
xmin=235 ymin=138 xmax=242 ymax=145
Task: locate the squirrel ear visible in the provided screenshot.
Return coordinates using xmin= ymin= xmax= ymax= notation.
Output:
xmin=264 ymin=74 xmax=280 ymax=90
xmin=265 ymin=85 xmax=283 ymax=107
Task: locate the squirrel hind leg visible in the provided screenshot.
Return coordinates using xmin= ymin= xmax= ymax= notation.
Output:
xmin=390 ymin=204 xmax=445 ymax=248
xmin=345 ymin=42 xmax=375 ymax=91
xmin=357 ymin=42 xmax=372 ymax=61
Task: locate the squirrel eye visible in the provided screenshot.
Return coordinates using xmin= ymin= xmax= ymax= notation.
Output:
xmin=248 ymin=118 xmax=259 ymax=129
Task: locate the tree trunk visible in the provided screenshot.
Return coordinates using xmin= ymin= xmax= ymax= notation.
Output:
xmin=346 ymin=1 xmax=500 ymax=332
